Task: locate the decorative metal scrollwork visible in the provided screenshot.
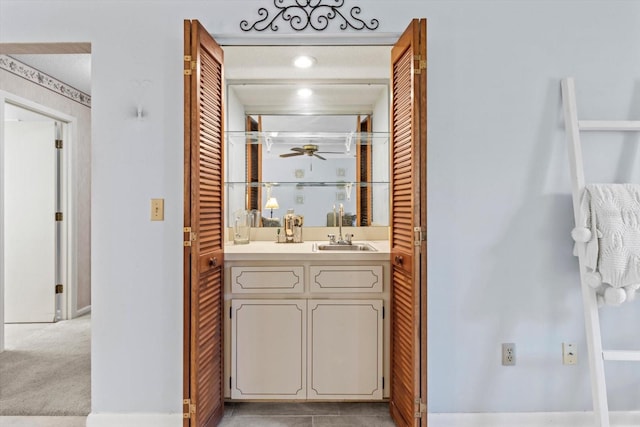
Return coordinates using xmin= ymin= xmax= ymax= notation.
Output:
xmin=240 ymin=0 xmax=379 ymax=32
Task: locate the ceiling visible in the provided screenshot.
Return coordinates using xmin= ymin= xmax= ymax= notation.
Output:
xmin=4 ymin=44 xmax=391 ymax=115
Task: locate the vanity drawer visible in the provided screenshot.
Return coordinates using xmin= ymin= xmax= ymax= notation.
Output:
xmin=231 ymin=266 xmax=304 ymax=293
xmin=309 ymin=265 xmax=383 ymax=293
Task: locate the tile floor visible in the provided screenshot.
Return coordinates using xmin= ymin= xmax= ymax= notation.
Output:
xmin=0 ymin=402 xmax=394 ymax=427
xmin=220 ymin=402 xmax=395 ymax=426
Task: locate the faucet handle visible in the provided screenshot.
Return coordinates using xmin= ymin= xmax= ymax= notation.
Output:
xmin=345 ymin=233 xmax=354 ymax=244
xmin=327 ymin=234 xmax=336 ymax=244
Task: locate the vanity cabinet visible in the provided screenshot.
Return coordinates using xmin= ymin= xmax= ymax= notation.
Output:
xmin=225 ymin=258 xmax=388 ymax=401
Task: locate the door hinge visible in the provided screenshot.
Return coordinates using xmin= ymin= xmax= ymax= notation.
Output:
xmin=183 ymin=398 xmax=196 ymax=419
xmin=183 ymin=227 xmax=197 ymax=247
xmin=414 ymin=398 xmax=426 ymax=418
xmin=55 ymin=139 xmax=63 ymax=149
xmin=55 ymin=212 xmax=63 ymax=221
xmin=55 ymin=284 xmax=63 ymax=294
xmin=184 ymin=59 xmax=196 ymax=75
xmin=414 ymin=226 xmax=426 ymax=246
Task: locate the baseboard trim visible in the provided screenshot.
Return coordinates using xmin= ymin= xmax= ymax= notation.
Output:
xmin=85 ymin=411 xmax=640 ymax=427
xmin=74 ymin=305 xmax=91 ymax=317
xmin=86 ymin=413 xmax=182 ymax=427
xmin=428 ymin=411 xmax=640 ymax=427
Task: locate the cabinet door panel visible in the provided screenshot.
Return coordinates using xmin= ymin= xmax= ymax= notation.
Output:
xmin=309 ymin=266 xmax=383 ymax=293
xmin=231 ymin=266 xmax=304 ymax=293
xmin=308 ymin=300 xmax=383 ymax=400
xmin=231 ymin=299 xmax=306 ymax=399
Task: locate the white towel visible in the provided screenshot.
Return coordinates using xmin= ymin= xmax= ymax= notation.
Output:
xmin=574 ymin=184 xmax=640 ymax=305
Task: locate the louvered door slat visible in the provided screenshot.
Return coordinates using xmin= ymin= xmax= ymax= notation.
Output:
xmin=390 ymin=19 xmax=427 ymax=427
xmin=184 ymin=19 xmax=225 ymax=427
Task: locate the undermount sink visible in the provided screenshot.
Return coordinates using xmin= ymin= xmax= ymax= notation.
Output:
xmin=317 ymin=243 xmax=377 ymax=252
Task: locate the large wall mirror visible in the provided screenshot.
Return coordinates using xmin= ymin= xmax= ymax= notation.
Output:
xmin=224 ymin=45 xmax=391 ymax=227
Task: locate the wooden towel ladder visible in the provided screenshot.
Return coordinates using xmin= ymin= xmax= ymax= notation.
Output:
xmin=561 ymin=77 xmax=640 ymax=427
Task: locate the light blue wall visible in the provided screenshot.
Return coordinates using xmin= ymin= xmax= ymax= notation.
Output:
xmin=1 ymin=0 xmax=639 ymax=416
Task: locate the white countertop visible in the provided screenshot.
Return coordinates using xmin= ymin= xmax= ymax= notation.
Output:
xmin=224 ymin=240 xmax=390 ymax=261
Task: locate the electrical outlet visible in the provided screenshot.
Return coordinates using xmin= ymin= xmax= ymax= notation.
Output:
xmin=563 ymin=343 xmax=577 ymax=365
xmin=502 ymin=343 xmax=516 ymax=366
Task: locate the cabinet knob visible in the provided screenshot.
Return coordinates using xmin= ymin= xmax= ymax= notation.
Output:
xmin=395 ymin=255 xmax=404 ymax=265
xmin=209 ymin=257 xmax=217 ymax=268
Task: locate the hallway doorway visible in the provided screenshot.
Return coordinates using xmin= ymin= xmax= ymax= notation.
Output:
xmin=0 ymin=44 xmax=92 ymax=419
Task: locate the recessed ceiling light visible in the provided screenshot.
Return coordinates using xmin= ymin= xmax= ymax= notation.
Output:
xmin=293 ymin=55 xmax=316 ymax=68
xmin=297 ymin=88 xmax=313 ymax=98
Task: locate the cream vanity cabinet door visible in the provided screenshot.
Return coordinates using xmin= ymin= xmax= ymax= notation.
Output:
xmin=307 ymin=299 xmax=383 ymax=400
xmin=231 ymin=299 xmax=307 ymax=399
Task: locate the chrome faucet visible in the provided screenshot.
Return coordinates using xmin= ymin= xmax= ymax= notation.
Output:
xmin=327 ymin=203 xmax=353 ymax=245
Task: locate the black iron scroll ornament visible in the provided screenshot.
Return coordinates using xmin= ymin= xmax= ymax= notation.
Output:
xmin=240 ymin=0 xmax=379 ymax=32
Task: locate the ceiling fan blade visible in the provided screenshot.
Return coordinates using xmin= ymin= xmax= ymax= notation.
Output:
xmin=290 ymin=147 xmax=305 ymax=152
xmin=280 ymin=152 xmax=305 ymax=158
xmin=316 ymin=151 xmax=344 ymax=154
xmin=313 ymin=153 xmax=327 ymax=160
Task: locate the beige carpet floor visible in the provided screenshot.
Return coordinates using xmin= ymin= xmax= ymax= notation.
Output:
xmin=0 ymin=315 xmax=90 ymax=415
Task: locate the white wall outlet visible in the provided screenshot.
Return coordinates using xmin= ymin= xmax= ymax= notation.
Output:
xmin=502 ymin=343 xmax=515 ymax=366
xmin=563 ymin=343 xmax=577 ymax=365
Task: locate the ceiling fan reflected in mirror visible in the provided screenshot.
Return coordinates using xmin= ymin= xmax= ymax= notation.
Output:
xmin=279 ymin=144 xmax=342 ymax=161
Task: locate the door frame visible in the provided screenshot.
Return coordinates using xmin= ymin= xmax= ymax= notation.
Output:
xmin=0 ymin=91 xmax=78 ymax=349
xmin=185 ymin=25 xmax=426 ymax=426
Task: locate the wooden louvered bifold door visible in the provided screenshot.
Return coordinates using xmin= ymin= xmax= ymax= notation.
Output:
xmin=184 ymin=19 xmax=225 ymax=427
xmin=389 ymin=19 xmax=427 ymax=427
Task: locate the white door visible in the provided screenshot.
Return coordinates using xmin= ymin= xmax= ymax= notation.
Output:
xmin=4 ymin=119 xmax=57 ymax=323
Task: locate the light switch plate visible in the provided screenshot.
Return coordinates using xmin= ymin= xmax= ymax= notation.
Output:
xmin=562 ymin=343 xmax=577 ymax=365
xmin=151 ymin=198 xmax=164 ymax=221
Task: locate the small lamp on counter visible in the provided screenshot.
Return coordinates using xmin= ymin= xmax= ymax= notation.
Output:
xmin=265 ymin=197 xmax=279 ymax=218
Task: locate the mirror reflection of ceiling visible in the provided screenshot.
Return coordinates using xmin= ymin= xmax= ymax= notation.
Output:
xmin=226 ymin=45 xmax=390 ymax=115
xmin=233 ymin=83 xmax=387 ymax=115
